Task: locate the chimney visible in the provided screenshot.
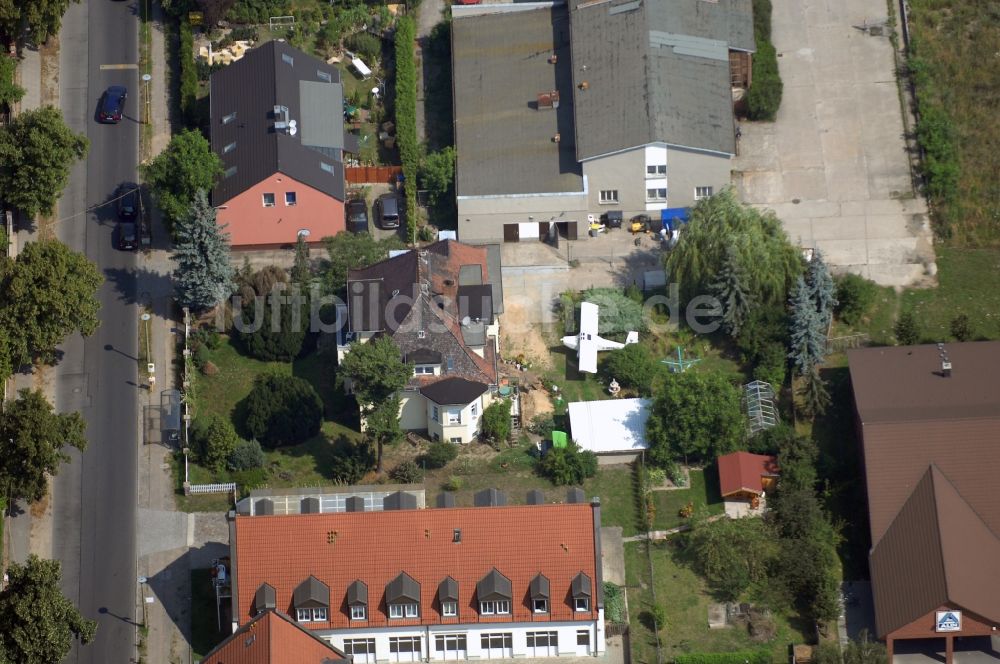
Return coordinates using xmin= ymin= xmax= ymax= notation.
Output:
xmin=552 ymin=133 xmax=561 ymax=143
xmin=548 ymin=54 xmax=558 ymax=64
xmin=578 ymin=81 xmax=589 ymax=90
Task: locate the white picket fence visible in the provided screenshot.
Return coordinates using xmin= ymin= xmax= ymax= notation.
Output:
xmin=187 ymin=482 xmax=236 ymax=495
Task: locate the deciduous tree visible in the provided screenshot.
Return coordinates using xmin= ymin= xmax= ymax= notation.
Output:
xmin=0 ymin=0 xmax=80 ymax=46
xmin=0 ymin=239 xmax=102 ymax=371
xmin=0 ymin=389 xmax=86 ymax=505
xmin=481 ymin=399 xmax=512 ymax=446
xmin=0 ymin=555 xmax=96 ymax=664
xmin=0 ymin=55 xmax=25 ymax=106
xmin=0 ymin=107 xmax=87 ymax=217
xmin=171 ymin=191 xmax=234 ymax=311
xmin=339 ymin=336 xmax=412 ymax=406
xmin=191 ymin=414 xmax=241 ymax=472
xmin=322 ymin=231 xmax=403 ymax=296
xmin=364 ymin=396 xmax=403 ymax=472
xmin=141 ymin=129 xmax=222 ymax=227
xmin=603 ymin=343 xmax=664 ymax=395
xmin=243 ymin=374 xmax=323 ymax=447
xmin=686 ymin=513 xmax=777 ymax=601
xmin=538 ymin=443 xmax=598 ymax=486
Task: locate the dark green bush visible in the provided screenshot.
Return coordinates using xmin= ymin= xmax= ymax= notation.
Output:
xmin=835 ymin=273 xmax=878 ymax=326
xmin=190 ymin=415 xmax=241 ymax=472
xmin=178 ymin=22 xmax=199 ymax=126
xmin=346 ymin=33 xmax=382 ymax=64
xmin=538 ymin=443 xmax=597 ymax=486
xmin=674 ymin=650 xmax=771 ymax=664
xmin=228 ymin=439 xmax=265 ymax=471
xmin=752 ymin=340 xmax=787 ymax=388
xmin=420 ymin=441 xmax=458 ymax=469
xmin=481 ymin=400 xmax=512 ymax=446
xmin=950 ymin=313 xmax=973 ymax=341
xmin=237 ymin=290 xmax=308 ymax=361
xmin=192 ymin=343 xmax=211 ymax=370
xmin=894 ymin=310 xmax=920 ymax=346
xmin=389 ymin=459 xmax=423 ymax=483
xmin=747 ymin=41 xmax=782 ymax=121
xmin=752 ymin=0 xmax=772 ymax=43
xmin=394 ymin=17 xmax=419 ymax=240
xmin=226 ymin=0 xmax=291 ymax=24
xmin=640 ymin=604 xmax=666 ymax=632
xmin=330 ymin=436 xmax=375 ymax=484
xmin=604 ymin=583 xmax=626 ymax=623
xmin=243 ymin=374 xmax=323 ymax=447
xmin=603 ymin=343 xmax=664 ymax=395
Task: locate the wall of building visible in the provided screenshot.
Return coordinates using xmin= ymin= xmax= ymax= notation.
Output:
xmin=217 ymin=172 xmax=345 ymax=248
xmin=582 ymin=147 xmax=648 ymax=217
xmin=456 ymin=192 xmax=589 ymax=244
xmin=399 ymin=389 xmax=428 ymax=431
xmin=663 ymin=146 xmax=732 ymax=208
xmin=888 ymin=604 xmax=996 ymax=641
xmin=315 ymin=616 xmax=605 ymax=662
xmin=426 ymin=395 xmax=485 ymax=444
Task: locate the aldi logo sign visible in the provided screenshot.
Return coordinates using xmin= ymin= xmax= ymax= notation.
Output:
xmin=936 ymin=611 xmax=962 ymax=632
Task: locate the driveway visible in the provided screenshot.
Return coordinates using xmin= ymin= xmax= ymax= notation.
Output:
xmin=893 ymin=636 xmax=1000 ymax=664
xmin=733 ymin=0 xmax=936 ymax=287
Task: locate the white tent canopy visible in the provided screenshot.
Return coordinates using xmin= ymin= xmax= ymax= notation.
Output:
xmin=568 ymin=398 xmax=651 ymax=455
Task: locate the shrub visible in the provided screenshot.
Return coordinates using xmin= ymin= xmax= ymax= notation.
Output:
xmin=228 ymin=439 xmax=265 ymax=471
xmin=752 ymin=341 xmax=787 ymax=388
xmin=191 ymin=415 xmax=241 ymax=472
xmin=443 ymin=475 xmax=463 ymax=491
xmin=192 ymin=343 xmax=211 ymax=370
xmin=393 ymin=17 xmax=419 ymax=240
xmin=330 ymin=437 xmax=375 ymax=484
xmin=604 ymin=583 xmax=626 ymax=623
xmin=640 ymin=604 xmax=666 ymax=632
xmin=674 ymin=651 xmax=772 ymax=664
xmin=603 ymin=343 xmax=663 ymax=395
xmin=528 ymin=413 xmax=556 ymax=439
xmin=747 ymin=41 xmax=782 ymax=121
xmin=237 ymin=289 xmax=309 ymax=361
xmin=178 ymin=22 xmax=199 ymax=126
xmin=538 ymin=443 xmax=598 ymax=486
xmin=243 ymin=374 xmax=323 ymax=447
xmin=579 ymin=288 xmax=646 ymax=335
xmin=481 ymin=400 xmax=512 ymax=446
xmin=231 ymin=467 xmax=268 ymax=490
xmin=950 ymin=313 xmax=973 ymax=341
xmin=389 ymin=460 xmax=423 ymax=484
xmin=894 ymin=310 xmax=920 ymax=346
xmin=835 ymin=273 xmax=878 ymax=326
xmin=345 ymin=33 xmax=381 ymax=64
xmin=421 ymin=442 xmax=458 ymax=469
xmin=752 ymin=0 xmax=772 ymax=43
xmin=192 ymin=325 xmax=221 ymax=350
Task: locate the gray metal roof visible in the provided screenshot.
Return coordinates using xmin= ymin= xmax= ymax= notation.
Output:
xmin=474 ymin=488 xmax=508 ymax=507
xmin=439 ymin=577 xmax=459 ymax=603
xmin=256 ymin=498 xmax=274 ymax=515
xmin=567 ymin=487 xmax=585 ymax=504
xmin=293 ymin=576 xmax=330 ymax=608
xmin=347 ymin=579 xmax=368 ymax=606
xmin=210 ymin=40 xmax=346 ymax=205
xmin=345 ymin=495 xmax=366 ymax=512
xmin=437 ymin=492 xmax=456 ymax=508
xmin=386 ymin=572 xmax=421 ymax=605
xmin=452 ymin=6 xmax=584 ymax=196
xmin=254 ymin=583 xmax=277 ymax=612
xmin=571 ymin=571 xmax=592 ymax=598
xmin=383 ymin=491 xmax=418 ymax=511
xmin=529 ymin=573 xmax=550 ymax=599
xmin=527 ymin=489 xmax=546 ymax=505
xmin=569 ymin=0 xmax=750 ymax=158
xmin=300 ymin=497 xmax=320 ymax=514
xmin=477 ymin=568 xmax=512 ymax=601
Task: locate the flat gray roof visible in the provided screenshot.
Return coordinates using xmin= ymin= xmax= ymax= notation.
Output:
xmin=452 ymin=5 xmax=583 ymax=196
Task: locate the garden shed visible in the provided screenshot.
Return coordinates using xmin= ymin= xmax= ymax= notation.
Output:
xmin=568 ymin=398 xmax=650 ymax=464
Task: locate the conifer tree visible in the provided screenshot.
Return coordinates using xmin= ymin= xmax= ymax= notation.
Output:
xmin=788 ymin=276 xmax=825 ymax=375
xmin=171 ymin=190 xmax=234 ymax=311
xmin=806 ymin=249 xmax=837 ymax=332
xmin=710 ymin=245 xmax=753 ymax=337
xmin=798 ymin=366 xmax=831 ymax=420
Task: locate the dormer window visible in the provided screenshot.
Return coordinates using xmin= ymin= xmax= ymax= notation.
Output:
xmin=442 ymin=601 xmax=457 ymax=616
xmin=439 ymin=576 xmax=459 ymax=618
xmin=480 ymin=599 xmax=510 ymax=615
xmin=292 ymin=576 xmax=330 ymax=623
xmin=529 ymin=573 xmax=549 ymax=614
xmin=347 ymin=579 xmax=368 ymax=621
xmin=571 ymin=572 xmax=592 ymax=613
xmin=477 ymin=568 xmax=512 ymax=617
xmin=386 ymin=572 xmax=421 ymax=620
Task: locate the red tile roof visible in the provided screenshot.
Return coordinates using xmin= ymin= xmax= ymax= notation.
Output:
xmin=201 ymin=609 xmax=346 ymax=664
xmin=717 ymin=452 xmax=779 ymax=497
xmin=233 ymin=504 xmax=600 ymax=630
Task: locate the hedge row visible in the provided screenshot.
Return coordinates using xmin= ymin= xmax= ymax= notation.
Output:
xmin=179 ymin=21 xmax=198 ymax=126
xmin=603 ymin=582 xmax=626 ymax=623
xmin=746 ymin=0 xmax=782 ymax=121
xmin=393 ymin=16 xmax=419 ymax=241
xmin=674 ymin=650 xmax=772 ymax=664
xmin=909 ymin=54 xmax=960 ymax=215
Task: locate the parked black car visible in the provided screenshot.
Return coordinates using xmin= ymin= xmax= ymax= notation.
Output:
xmin=346 ymin=198 xmax=369 ymax=233
xmin=99 ymin=86 xmax=127 ymax=124
xmin=117 ymin=183 xmax=140 ymax=219
xmin=118 ymin=221 xmax=137 ymax=251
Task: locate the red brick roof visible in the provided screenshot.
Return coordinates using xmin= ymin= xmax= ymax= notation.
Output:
xmin=717 ymin=452 xmax=779 ymax=497
xmin=201 ymin=609 xmax=346 ymax=664
xmin=233 ymin=504 xmax=600 ymax=629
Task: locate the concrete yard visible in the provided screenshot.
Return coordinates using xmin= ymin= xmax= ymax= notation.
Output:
xmin=734 ymin=0 xmax=936 ymax=287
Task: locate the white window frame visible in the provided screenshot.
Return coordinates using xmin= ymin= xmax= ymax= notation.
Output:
xmin=695 ymin=186 xmax=714 ymax=200
xmin=312 ymin=607 xmax=328 ymax=621
xmin=432 ymin=406 xmax=439 ymax=422
xmin=405 ymin=603 xmax=419 ymax=618
xmin=527 ymin=631 xmax=557 ymax=647
xmin=296 ymin=608 xmax=311 ymax=622
xmin=575 ymin=597 xmax=590 ymax=612
xmin=262 ymin=193 xmax=276 ymax=207
xmin=285 ymin=191 xmax=297 ymax=206
xmin=344 ymin=638 xmax=376 ymax=656
xmin=351 ymin=604 xmax=366 ymax=620
xmin=447 ymin=408 xmax=461 ymax=425
xmin=435 ymin=635 xmax=467 ymax=652
xmin=390 ymin=636 xmax=421 ymax=653
xmin=599 ymin=189 xmax=619 ymax=204
xmin=414 ymin=365 xmax=435 ymax=375
xmin=450 ymin=437 xmax=462 ymax=443
xmin=442 ymin=601 xmax=457 ymax=617
xmin=646 ymin=188 xmax=667 ymax=202
xmin=389 ymin=604 xmax=404 ymax=619
xmin=471 ymin=402 xmax=478 ymax=418
xmin=646 ymin=164 xmax=666 ymax=176
xmin=533 ymin=598 xmax=548 ymax=613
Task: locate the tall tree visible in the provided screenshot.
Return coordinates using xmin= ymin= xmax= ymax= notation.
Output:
xmin=171 ymin=191 xmax=234 ymax=311
xmin=788 ymin=276 xmax=825 ymax=376
xmin=0 ymin=55 xmax=25 ymax=106
xmin=0 ymin=0 xmax=80 ymax=46
xmin=291 ymin=233 xmax=311 ymax=286
xmin=798 ymin=366 xmax=831 ymax=420
xmin=0 ymin=107 xmax=88 ymax=217
xmin=645 ymin=370 xmax=745 ymax=465
xmin=686 ymin=512 xmax=777 ymax=601
xmin=0 ymin=389 xmax=87 ymax=504
xmin=894 ymin=310 xmax=920 ymax=346
xmin=710 ymin=244 xmax=753 ymax=337
xmin=141 ymin=129 xmax=222 ymax=227
xmin=0 ymin=239 xmax=102 ymax=371
xmin=323 ymin=232 xmax=403 ymax=296
xmin=666 ymin=189 xmax=802 ymax=307
xmin=364 ymin=396 xmax=403 ymax=472
xmin=0 ymin=555 xmax=96 ymax=664
xmin=806 ymin=249 xmax=837 ymax=332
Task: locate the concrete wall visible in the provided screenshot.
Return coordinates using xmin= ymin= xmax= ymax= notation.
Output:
xmin=582 ymin=147 xmax=648 ymax=217
xmin=456 ymin=191 xmax=588 ymax=244
xmin=664 ymin=146 xmax=732 ymax=208
xmin=399 ymin=390 xmax=427 ymax=431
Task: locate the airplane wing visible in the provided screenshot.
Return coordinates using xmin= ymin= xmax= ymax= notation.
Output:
xmin=578 ymin=336 xmax=598 ymax=374
xmin=592 ymin=336 xmax=625 ymax=352
xmin=579 ymin=302 xmax=600 ymax=336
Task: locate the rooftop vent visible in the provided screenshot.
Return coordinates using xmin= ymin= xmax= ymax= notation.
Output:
xmin=938 ymin=343 xmax=952 ymax=377
xmin=579 ymin=81 xmax=589 ymax=90
xmin=552 ymin=133 xmax=561 ymax=143
xmin=548 ymin=54 xmax=558 ymax=64
xmin=474 ymin=488 xmax=508 ymax=507
xmin=453 ymin=528 xmax=462 ymax=543
xmin=537 ymin=91 xmax=560 ymax=109
xmin=437 ymin=492 xmax=456 ymax=508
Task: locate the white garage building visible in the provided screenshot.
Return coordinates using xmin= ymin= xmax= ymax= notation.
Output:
xmin=568 ymin=398 xmax=651 ymax=464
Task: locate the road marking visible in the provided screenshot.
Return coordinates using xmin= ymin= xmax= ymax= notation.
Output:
xmin=100 ymin=63 xmax=138 ymax=70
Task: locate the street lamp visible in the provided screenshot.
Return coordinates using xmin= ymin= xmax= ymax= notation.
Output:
xmin=141 ymin=74 xmax=152 ymax=125
xmin=141 ymin=313 xmax=154 ymax=389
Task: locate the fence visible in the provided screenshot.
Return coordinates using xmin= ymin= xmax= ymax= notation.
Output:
xmin=187 ymin=482 xmax=236 ymax=495
xmin=825 ymin=333 xmax=869 ymax=354
xmin=346 ymin=165 xmax=402 ymax=185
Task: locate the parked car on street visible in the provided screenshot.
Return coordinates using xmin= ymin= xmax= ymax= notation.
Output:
xmin=99 ymin=86 xmax=127 ymax=123
xmin=118 ymin=221 xmax=137 ymax=251
xmin=346 ymin=198 xmax=369 ymax=233
xmin=117 ymin=183 xmax=140 ymax=219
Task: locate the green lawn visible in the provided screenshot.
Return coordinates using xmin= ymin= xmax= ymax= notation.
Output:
xmin=190 ymin=569 xmax=228 ymax=658
xmin=651 ymin=468 xmax=725 ymax=531
xmin=626 ymin=540 xmax=810 ymax=664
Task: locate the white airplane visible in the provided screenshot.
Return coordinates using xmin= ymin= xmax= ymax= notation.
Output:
xmin=562 ymin=301 xmax=639 ymax=373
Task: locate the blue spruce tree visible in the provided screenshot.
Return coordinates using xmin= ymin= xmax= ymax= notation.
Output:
xmin=171 ymin=190 xmax=235 ymax=311
xmin=806 ymin=249 xmax=837 ymax=332
xmin=788 ymin=276 xmax=825 ymax=375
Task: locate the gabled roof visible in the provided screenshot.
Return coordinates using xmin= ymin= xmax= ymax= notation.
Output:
xmin=255 ymin=583 xmax=277 ymax=612
xmin=421 ymin=378 xmax=489 ymax=406
xmin=477 ymin=568 xmax=512 ymax=601
xmin=568 ymin=0 xmax=751 ymax=158
xmin=233 ymin=504 xmax=600 ymax=628
xmin=347 ymin=241 xmax=500 ymax=386
xmin=200 ymin=609 xmax=346 ymax=664
xmin=571 ymin=571 xmax=592 ymax=598
xmin=386 ymin=572 xmax=421 ymax=605
xmin=529 ymin=573 xmax=550 ymax=600
xmin=346 ymin=580 xmax=367 ymax=606
xmin=210 ymin=40 xmax=346 ymax=206
xmin=870 ymin=466 xmax=1000 ymax=636
xmin=438 ymin=576 xmax=459 ymax=603
xmin=292 ymin=576 xmax=330 ymax=609
xmin=716 ymin=452 xmax=779 ymax=497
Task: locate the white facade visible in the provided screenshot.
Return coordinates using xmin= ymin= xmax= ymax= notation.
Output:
xmin=318 ymin=613 xmax=606 ymax=662
xmin=426 ymin=392 xmax=491 ymax=444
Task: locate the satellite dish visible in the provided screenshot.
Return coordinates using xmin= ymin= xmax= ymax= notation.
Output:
xmin=289 ymin=119 xmax=297 ymax=128
xmin=462 ymin=316 xmax=471 ymax=327
xmin=297 ymin=229 xmax=311 ymax=237
xmin=289 ymin=125 xmax=297 ymax=136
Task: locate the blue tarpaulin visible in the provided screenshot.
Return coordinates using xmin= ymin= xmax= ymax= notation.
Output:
xmin=660 ymin=207 xmax=690 ymax=231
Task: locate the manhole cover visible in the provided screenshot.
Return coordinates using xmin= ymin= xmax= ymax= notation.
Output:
xmin=869 ymin=26 xmax=884 ymax=36
xmin=792 ymin=198 xmax=801 ymax=204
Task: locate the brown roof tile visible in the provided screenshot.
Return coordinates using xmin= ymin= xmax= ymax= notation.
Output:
xmin=200 ymin=609 xmax=346 ymax=664
xmin=233 ymin=504 xmax=599 ymax=630
xmin=716 ymin=452 xmax=778 ymax=497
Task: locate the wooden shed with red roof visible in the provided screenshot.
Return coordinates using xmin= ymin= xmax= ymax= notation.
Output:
xmin=717 ymin=451 xmax=779 ymax=516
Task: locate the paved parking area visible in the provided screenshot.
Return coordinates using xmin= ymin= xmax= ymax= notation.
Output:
xmin=893 ymin=636 xmax=1000 ymax=664
xmin=733 ymin=0 xmax=936 ymax=287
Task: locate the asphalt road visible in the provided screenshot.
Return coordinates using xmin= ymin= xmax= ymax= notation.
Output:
xmin=50 ymin=0 xmax=141 ymax=661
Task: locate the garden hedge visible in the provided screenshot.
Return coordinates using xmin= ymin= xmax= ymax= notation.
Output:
xmin=179 ymin=21 xmax=198 ymax=126
xmin=394 ymin=17 xmax=419 ymax=241
xmin=746 ymin=0 xmax=782 ymax=121
xmin=674 ymin=650 xmax=772 ymax=664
